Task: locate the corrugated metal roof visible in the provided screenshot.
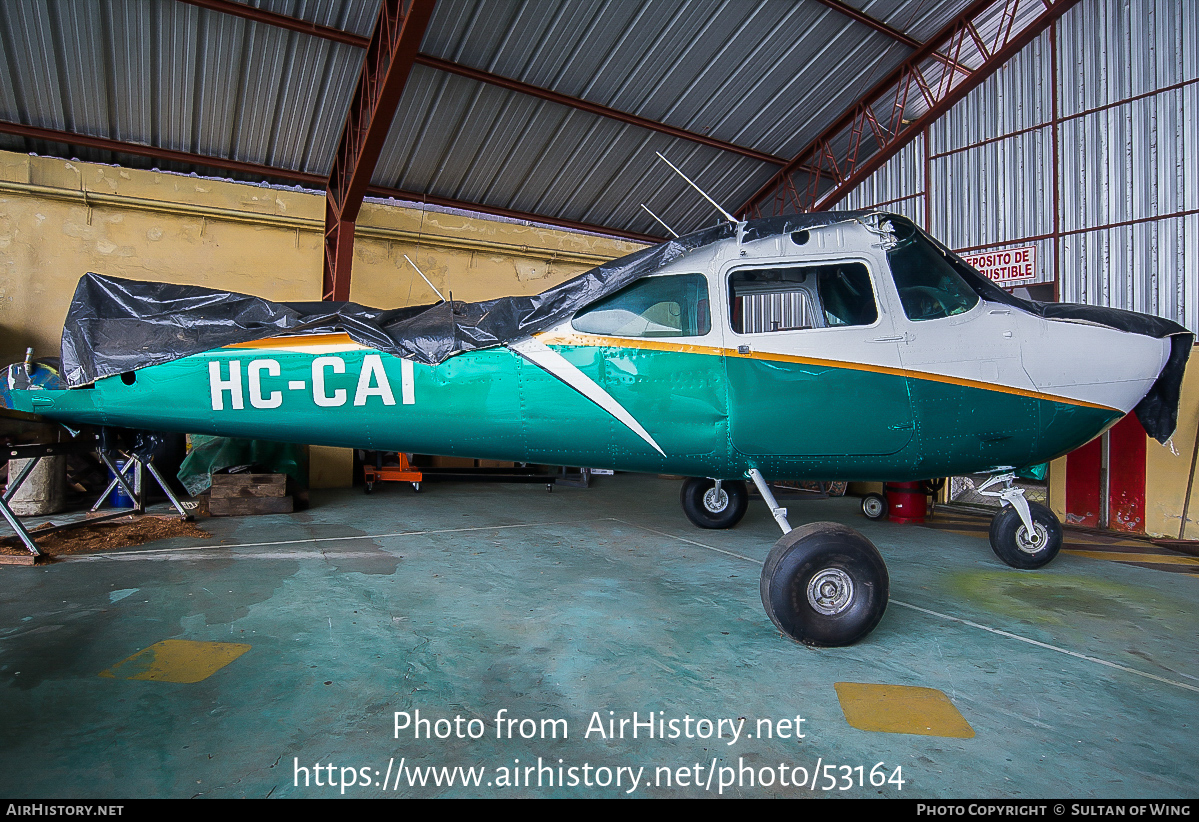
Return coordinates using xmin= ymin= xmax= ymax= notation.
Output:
xmin=0 ymin=0 xmax=982 ymax=237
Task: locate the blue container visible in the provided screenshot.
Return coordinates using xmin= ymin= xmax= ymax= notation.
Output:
xmin=109 ymin=460 xmax=135 ymax=508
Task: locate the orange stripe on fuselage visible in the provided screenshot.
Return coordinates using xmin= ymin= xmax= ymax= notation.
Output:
xmin=224 ymin=333 xmax=366 ymax=353
xmin=533 ymin=331 xmax=1118 ymax=412
xmin=220 ymin=330 xmax=1118 ymax=413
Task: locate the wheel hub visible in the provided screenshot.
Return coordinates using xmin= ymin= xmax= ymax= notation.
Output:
xmin=806 ymin=568 xmax=854 ymax=616
xmin=1016 ymin=523 xmax=1048 ymax=554
xmin=703 ymin=487 xmax=729 ymax=513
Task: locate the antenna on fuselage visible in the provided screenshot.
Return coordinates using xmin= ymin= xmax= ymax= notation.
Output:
xmin=640 ymin=203 xmax=680 ymax=238
xmin=403 ymin=254 xmax=445 ymax=303
xmin=655 ymin=152 xmax=736 ymax=224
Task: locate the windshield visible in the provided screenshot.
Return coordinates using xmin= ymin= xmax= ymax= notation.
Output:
xmin=887 ymin=222 xmax=979 ymax=321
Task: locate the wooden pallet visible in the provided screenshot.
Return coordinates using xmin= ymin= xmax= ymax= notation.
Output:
xmin=208 ymin=473 xmax=293 ymax=516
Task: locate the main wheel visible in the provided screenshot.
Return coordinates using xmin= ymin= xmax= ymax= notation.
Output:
xmin=760 ymin=522 xmax=889 ymax=647
xmin=681 ymin=478 xmax=748 ymax=529
xmin=861 ymin=493 xmax=887 ymax=520
xmin=988 ymin=501 xmax=1062 ymax=569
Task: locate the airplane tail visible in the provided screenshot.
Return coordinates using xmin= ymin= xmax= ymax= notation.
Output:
xmin=0 ymin=354 xmax=66 ymax=415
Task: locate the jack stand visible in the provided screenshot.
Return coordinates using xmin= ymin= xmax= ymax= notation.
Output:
xmin=91 ymin=450 xmax=192 ymax=522
xmin=748 ymin=468 xmax=792 ymax=534
xmin=0 ymin=436 xmax=192 ymax=558
xmin=976 ymin=471 xmax=1036 ymax=537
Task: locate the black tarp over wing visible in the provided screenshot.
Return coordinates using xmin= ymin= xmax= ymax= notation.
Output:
xmin=60 ymin=221 xmax=734 ymax=387
xmin=60 ymin=213 xmax=874 ymax=387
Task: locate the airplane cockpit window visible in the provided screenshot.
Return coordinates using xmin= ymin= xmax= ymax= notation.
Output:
xmin=729 ymin=263 xmax=877 ymax=334
xmin=817 ymin=264 xmax=878 ymax=327
xmin=571 ymin=273 xmax=711 ymax=338
xmin=887 ymin=225 xmax=980 ymax=321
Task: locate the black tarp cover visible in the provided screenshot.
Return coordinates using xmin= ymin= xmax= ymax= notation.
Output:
xmin=61 ymin=213 xmax=879 ymax=387
xmin=58 ymin=211 xmax=1192 ymax=442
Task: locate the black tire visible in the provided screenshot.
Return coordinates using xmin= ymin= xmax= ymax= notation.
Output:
xmin=988 ymin=501 xmax=1062 ymax=569
xmin=861 ymin=493 xmax=887 ymax=520
xmin=681 ymin=478 xmax=749 ymax=529
xmin=760 ymin=522 xmax=889 ymax=647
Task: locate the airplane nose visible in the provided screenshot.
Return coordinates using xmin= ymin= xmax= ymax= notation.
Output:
xmin=1021 ymin=320 xmax=1169 ymax=416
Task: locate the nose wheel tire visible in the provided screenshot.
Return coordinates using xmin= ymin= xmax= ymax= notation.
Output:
xmin=681 ymin=478 xmax=748 ymax=529
xmin=988 ymin=501 xmax=1062 ymax=569
xmin=760 ymin=522 xmax=889 ymax=647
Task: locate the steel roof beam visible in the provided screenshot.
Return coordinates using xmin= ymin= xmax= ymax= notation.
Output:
xmin=0 ymin=120 xmax=658 ymax=243
xmin=737 ymin=0 xmax=1082 ymax=218
xmin=810 ymin=0 xmax=923 ymax=49
xmin=179 ymin=0 xmax=786 ymax=167
xmin=323 ymin=0 xmax=436 ymax=302
xmin=0 ymin=120 xmax=330 ymax=185
xmin=177 ymin=0 xmax=371 ymax=48
xmin=413 ymin=55 xmax=788 ymax=166
xmin=812 ymin=0 xmax=975 ymax=78
xmin=363 ymin=185 xmax=658 ymax=243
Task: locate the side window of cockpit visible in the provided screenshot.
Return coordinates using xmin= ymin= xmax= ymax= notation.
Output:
xmin=729 ymin=263 xmax=877 ymax=333
xmin=887 ymin=229 xmax=980 ymax=321
xmin=816 ymin=264 xmax=878 ymax=327
xmin=571 ymin=274 xmax=711 ymax=338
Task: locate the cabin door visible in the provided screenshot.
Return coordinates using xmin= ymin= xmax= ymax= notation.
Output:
xmin=722 ymin=259 xmax=915 ymax=458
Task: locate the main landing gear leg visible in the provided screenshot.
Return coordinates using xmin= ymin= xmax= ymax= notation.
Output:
xmin=977 ymin=472 xmax=1062 ymax=569
xmin=749 ymin=469 xmax=890 ymax=647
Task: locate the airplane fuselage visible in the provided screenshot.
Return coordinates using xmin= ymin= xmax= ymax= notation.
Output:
xmin=17 ymin=218 xmax=1167 ymax=483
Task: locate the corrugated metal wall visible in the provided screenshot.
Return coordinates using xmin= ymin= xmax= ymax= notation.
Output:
xmin=834 ymin=0 xmax=1199 ymax=332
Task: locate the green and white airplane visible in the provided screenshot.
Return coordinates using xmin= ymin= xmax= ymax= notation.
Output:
xmin=3 ymin=212 xmax=1191 ymax=647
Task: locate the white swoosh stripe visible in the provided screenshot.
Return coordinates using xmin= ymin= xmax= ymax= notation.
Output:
xmin=509 ymin=337 xmax=666 ymax=457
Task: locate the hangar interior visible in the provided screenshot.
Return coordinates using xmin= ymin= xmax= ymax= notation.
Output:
xmin=0 ymin=0 xmax=1196 ymax=799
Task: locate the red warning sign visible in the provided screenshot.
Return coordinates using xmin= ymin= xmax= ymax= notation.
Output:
xmin=959 ymin=245 xmax=1038 ymax=286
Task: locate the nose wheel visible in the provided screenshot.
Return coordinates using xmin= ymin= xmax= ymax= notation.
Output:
xmin=988 ymin=501 xmax=1062 ymax=569
xmin=976 ymin=472 xmax=1063 ymax=569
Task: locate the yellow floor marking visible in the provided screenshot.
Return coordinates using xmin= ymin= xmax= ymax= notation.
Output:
xmin=1062 ymin=550 xmax=1199 ymax=566
xmin=99 ymin=640 xmax=250 ymax=683
xmin=834 ymin=682 xmax=975 ymax=738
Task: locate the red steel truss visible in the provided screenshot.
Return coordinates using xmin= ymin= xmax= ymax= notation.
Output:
xmin=737 ymin=0 xmax=1082 ymax=219
xmin=323 ymin=0 xmax=437 ymax=302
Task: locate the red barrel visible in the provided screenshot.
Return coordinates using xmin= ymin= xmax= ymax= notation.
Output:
xmin=885 ymin=481 xmax=927 ymax=524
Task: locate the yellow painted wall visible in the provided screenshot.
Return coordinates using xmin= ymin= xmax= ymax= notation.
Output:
xmin=0 ymin=150 xmax=643 ymax=488
xmin=1145 ymin=358 xmax=1199 ymax=539
xmin=1047 ymin=455 xmax=1067 ymax=520
xmin=308 ymin=445 xmax=355 ymax=490
xmin=0 ymin=149 xmax=642 ymax=365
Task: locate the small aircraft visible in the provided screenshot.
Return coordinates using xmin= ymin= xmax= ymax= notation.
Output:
xmin=2 ymin=211 xmax=1191 ymax=647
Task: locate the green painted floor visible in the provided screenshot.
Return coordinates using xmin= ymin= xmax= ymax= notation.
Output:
xmin=0 ymin=475 xmax=1196 ymax=798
